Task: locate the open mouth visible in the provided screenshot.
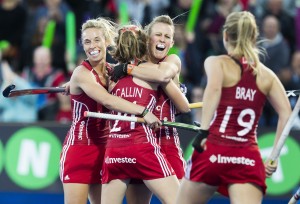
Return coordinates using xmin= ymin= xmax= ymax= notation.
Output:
xmin=89 ymin=50 xmax=100 ymax=56
xmin=156 ymin=44 xmax=165 ymax=51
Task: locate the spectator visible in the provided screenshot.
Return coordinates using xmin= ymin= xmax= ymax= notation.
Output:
xmin=260 ymin=15 xmax=290 ymax=74
xmin=255 ymin=0 xmax=296 ymax=17
xmin=279 ymin=50 xmax=300 ymax=129
xmin=0 ymin=60 xmax=38 ymax=122
xmin=115 ymin=0 xmax=170 ymax=26
xmin=260 ymin=15 xmax=291 ymax=126
xmin=285 ymin=50 xmax=300 ymax=130
xmin=22 ymin=0 xmax=70 ymax=69
xmin=0 ymin=0 xmax=27 ymax=71
xmin=22 ymin=46 xmax=63 ymax=120
xmin=290 ymin=51 xmax=300 ymax=90
xmin=19 ymin=0 xmax=44 ymax=69
xmin=277 ymin=50 xmax=300 ymax=92
xmin=64 ymin=0 xmax=118 ymax=52
xmin=198 ymin=0 xmax=241 ymax=56
xmin=261 ymin=0 xmax=296 ymax=53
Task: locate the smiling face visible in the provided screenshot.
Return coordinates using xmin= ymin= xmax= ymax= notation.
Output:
xmin=82 ymin=27 xmax=107 ymax=64
xmin=148 ymin=22 xmax=174 ymax=64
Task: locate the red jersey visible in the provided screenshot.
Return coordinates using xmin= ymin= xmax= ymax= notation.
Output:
xmin=155 ymin=88 xmax=179 ymax=140
xmin=63 ymin=60 xmax=109 ymax=145
xmin=185 ymin=57 xmax=268 ymax=196
xmin=154 ymin=88 xmax=185 ymax=178
xmin=102 ymin=76 xmax=175 ymax=183
xmin=107 ymin=76 xmax=157 ymax=146
xmin=60 ymin=60 xmax=109 ymax=184
xmin=208 ymin=58 xmax=267 ymax=146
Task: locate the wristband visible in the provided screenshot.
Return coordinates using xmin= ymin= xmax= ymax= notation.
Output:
xmin=122 ymin=63 xmax=128 ymax=74
xmin=127 ymin=64 xmax=135 ymax=75
xmin=141 ymin=108 xmax=149 ymax=117
xmin=192 ymin=129 xmax=209 ymax=153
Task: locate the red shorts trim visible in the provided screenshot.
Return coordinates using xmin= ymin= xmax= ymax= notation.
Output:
xmin=60 ymin=144 xmax=106 ymax=184
xmin=185 ymin=141 xmax=267 ymax=196
xmin=160 ymin=143 xmax=185 ymax=179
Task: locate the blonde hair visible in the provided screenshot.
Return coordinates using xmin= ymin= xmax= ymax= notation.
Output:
xmin=81 ymin=17 xmax=117 ymax=46
xmin=145 ymin=15 xmax=175 ymax=38
xmin=223 ymin=11 xmax=263 ymax=75
xmin=110 ymin=24 xmax=147 ymax=63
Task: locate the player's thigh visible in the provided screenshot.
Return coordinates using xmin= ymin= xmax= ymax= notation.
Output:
xmin=176 ymin=178 xmax=217 ymax=204
xmin=88 ymin=184 xmax=102 ymax=204
xmin=126 ymin=183 xmax=152 ymax=204
xmin=228 ymin=183 xmax=263 ymax=204
xmin=144 ymin=175 xmax=179 ymax=204
xmin=101 ymin=179 xmax=129 ymax=204
xmin=63 ymin=183 xmax=89 ymax=204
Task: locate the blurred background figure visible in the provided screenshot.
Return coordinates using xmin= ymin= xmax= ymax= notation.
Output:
xmin=0 ymin=0 xmax=27 ymax=71
xmin=21 ymin=46 xmax=63 ymax=121
xmin=290 ymin=51 xmax=300 ymax=129
xmin=20 ymin=0 xmax=70 ymax=71
xmin=197 ymin=0 xmax=242 ymax=58
xmin=278 ymin=50 xmax=300 ymax=130
xmin=115 ymin=0 xmax=170 ymax=26
xmin=260 ymin=15 xmax=290 ymax=74
xmin=259 ymin=15 xmax=291 ymax=126
xmin=257 ymin=0 xmax=296 ymax=53
xmin=190 ymin=86 xmax=204 ymax=123
xmin=0 ymin=56 xmax=38 ymax=122
xmin=0 ymin=0 xmax=298 ymax=129
xmin=277 ymin=51 xmax=300 ymax=92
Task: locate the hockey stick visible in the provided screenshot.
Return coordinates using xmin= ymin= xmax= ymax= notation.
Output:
xmin=84 ymin=111 xmax=201 ymax=132
xmin=2 ymin=84 xmax=65 ymax=98
xmin=268 ymin=95 xmax=300 ymax=163
xmin=288 ymin=186 xmax=300 ymax=204
xmin=188 ymin=102 xmax=203 ymax=109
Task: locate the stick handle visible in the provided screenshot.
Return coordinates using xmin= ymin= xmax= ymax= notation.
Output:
xmin=84 ymin=111 xmax=145 ymax=123
xmin=288 ymin=187 xmax=300 ymax=204
xmin=189 ymin=102 xmax=203 ymax=109
xmin=84 ymin=111 xmax=200 ymax=132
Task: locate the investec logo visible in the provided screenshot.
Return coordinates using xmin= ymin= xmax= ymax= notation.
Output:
xmin=105 ymin=156 xmax=137 ymax=164
xmin=209 ymin=154 xmax=255 ymax=166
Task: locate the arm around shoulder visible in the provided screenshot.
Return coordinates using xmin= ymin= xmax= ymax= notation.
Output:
xmin=130 ymin=54 xmax=180 ymax=83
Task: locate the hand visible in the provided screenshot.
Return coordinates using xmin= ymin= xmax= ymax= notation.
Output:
xmin=264 ymin=159 xmax=278 ymax=178
xmin=192 ymin=122 xmax=209 ymax=153
xmin=109 ymin=63 xmax=128 ymax=82
xmin=143 ymin=111 xmax=162 ymax=129
xmin=61 ymin=81 xmax=70 ymax=95
xmin=1 ymin=61 xmax=16 ymax=82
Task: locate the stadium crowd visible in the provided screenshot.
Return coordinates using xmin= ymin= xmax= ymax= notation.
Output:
xmin=0 ymin=0 xmax=299 ymax=127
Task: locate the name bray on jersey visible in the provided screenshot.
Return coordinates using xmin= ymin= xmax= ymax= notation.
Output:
xmin=235 ymin=87 xmax=256 ymax=101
